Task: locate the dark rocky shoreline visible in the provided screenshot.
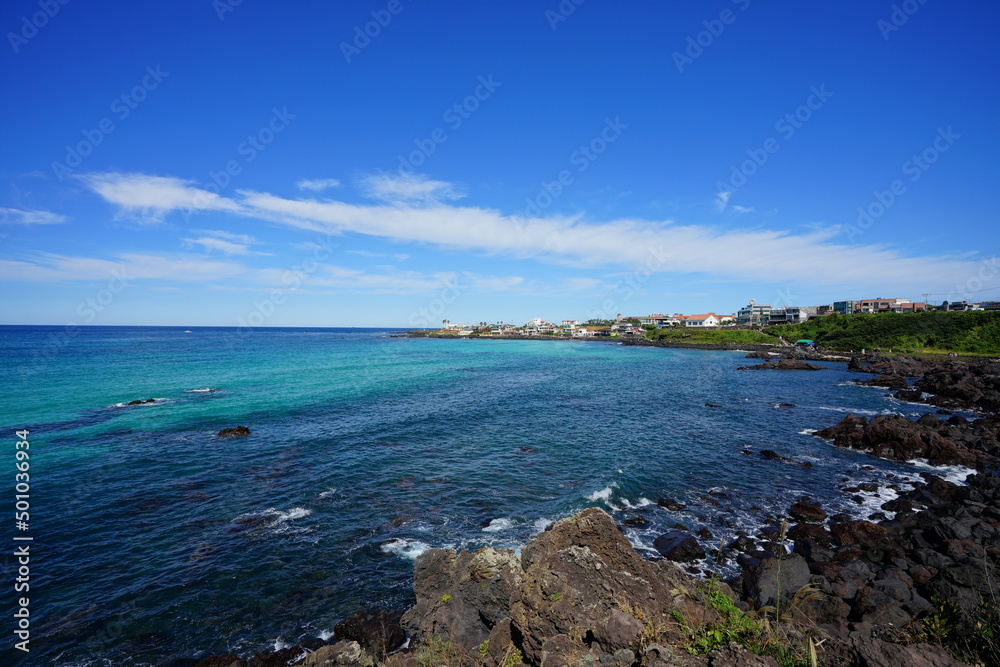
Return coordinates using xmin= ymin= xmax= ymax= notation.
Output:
xmin=192 ymin=355 xmax=999 ymax=667
xmin=398 ymin=329 xmax=862 ymax=359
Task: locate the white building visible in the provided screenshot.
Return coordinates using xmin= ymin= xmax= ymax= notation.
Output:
xmin=681 ymin=313 xmax=721 ymax=327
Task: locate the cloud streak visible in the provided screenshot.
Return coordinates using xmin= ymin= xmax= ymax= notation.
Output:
xmin=0 ymin=251 xmax=249 ymax=283
xmin=80 ymin=172 xmax=243 ymax=223
xmin=0 ymin=207 xmax=69 ymax=225
xmin=79 ymin=171 xmax=988 ymax=294
xmin=296 ymin=178 xmax=341 ymax=192
xmin=183 ymin=229 xmax=272 ymax=256
xmin=358 ymin=172 xmax=465 ymax=203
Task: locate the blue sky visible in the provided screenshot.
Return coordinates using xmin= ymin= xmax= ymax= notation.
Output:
xmin=2 ymin=0 xmax=998 ymax=327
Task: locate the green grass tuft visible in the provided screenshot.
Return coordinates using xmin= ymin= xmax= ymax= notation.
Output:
xmin=766 ymin=310 xmax=1000 ymax=355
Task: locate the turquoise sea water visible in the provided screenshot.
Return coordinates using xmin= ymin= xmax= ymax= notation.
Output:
xmin=0 ymin=326 xmax=967 ymax=665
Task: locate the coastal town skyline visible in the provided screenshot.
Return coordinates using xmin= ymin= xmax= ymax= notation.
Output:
xmin=435 ymin=295 xmax=1000 ymax=334
xmin=2 ymin=2 xmax=998 ymax=328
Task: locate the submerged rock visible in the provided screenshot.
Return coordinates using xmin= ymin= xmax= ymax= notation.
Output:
xmin=857 ymin=374 xmax=910 ymax=390
xmin=652 ymin=530 xmax=706 ymax=563
xmin=738 ymin=359 xmax=825 ymax=371
xmin=217 ymin=426 xmax=251 ymax=437
xmin=656 ymin=497 xmax=687 ymax=511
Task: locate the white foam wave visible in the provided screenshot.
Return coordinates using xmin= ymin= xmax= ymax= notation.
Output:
xmin=816 ymin=406 xmax=898 ymax=417
xmin=279 ymin=507 xmax=311 ymax=521
xmin=184 ymin=388 xmax=217 ymax=393
xmin=533 ymin=518 xmax=553 ymax=533
xmin=231 ymin=507 xmax=312 ymax=535
xmin=905 ymin=459 xmax=974 ymax=484
xmin=844 ymin=485 xmax=901 ymax=522
xmin=482 ymin=518 xmax=514 ymax=533
xmin=318 ymin=488 xmax=337 ymax=499
xmin=381 ymin=538 xmax=430 ymax=560
xmin=798 ymin=428 xmax=818 ymax=435
xmin=586 ymin=485 xmax=615 ymax=502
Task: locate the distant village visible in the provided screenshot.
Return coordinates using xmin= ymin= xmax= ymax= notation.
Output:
xmin=438 ymin=297 xmax=1000 ymax=337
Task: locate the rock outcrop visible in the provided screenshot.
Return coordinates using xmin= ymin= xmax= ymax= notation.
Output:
xmin=401 ymin=508 xmax=688 ymax=666
xmin=815 ymin=413 xmax=998 ymax=470
xmin=851 ymin=356 xmax=1000 ymax=413
xmin=737 ymin=359 xmax=825 ymax=371
xmin=856 ymin=374 xmax=910 ymax=390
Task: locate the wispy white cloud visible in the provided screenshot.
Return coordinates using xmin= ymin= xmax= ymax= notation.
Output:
xmin=183 ymin=229 xmax=272 ymax=256
xmin=80 ymin=172 xmax=243 ymax=223
xmin=80 ymin=170 xmax=991 ymax=293
xmin=0 ymin=207 xmax=69 ymax=225
xmin=196 ymin=229 xmax=257 ymax=244
xmin=731 ymin=205 xmax=755 ymax=214
xmin=358 ymin=172 xmax=464 ymax=203
xmin=298 ymin=266 xmax=538 ymax=296
xmin=183 ymin=236 xmax=271 ymax=256
xmin=347 ymin=249 xmax=410 ymax=261
xmin=0 ymin=252 xmax=249 ymax=283
xmin=296 ymin=178 xmax=341 ymax=192
xmin=714 ymin=191 xmax=731 ymax=212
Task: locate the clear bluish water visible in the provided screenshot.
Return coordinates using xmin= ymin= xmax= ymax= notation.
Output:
xmin=0 ymin=326 xmax=968 ymax=665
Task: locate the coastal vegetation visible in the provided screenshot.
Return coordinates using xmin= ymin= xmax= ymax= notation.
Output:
xmin=677 ymin=578 xmax=820 ymax=666
xmin=417 ymin=310 xmax=1000 ymax=357
xmin=644 ymin=327 xmax=779 ymax=345
xmin=766 ymin=310 xmax=1000 ymax=355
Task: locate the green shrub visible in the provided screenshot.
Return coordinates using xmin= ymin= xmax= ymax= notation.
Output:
xmin=766 ymin=311 xmax=1000 ymax=355
xmin=677 ymin=578 xmax=817 ymax=667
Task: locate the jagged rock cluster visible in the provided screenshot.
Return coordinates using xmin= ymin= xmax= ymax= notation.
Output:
xmin=263 ymin=506 xmax=969 ymax=667
xmin=192 ymin=355 xmax=998 ymax=667
xmin=852 ymin=357 xmax=1000 ymax=413
xmin=725 ymin=475 xmax=999 ymax=649
xmin=816 ymin=412 xmax=999 ymax=470
xmin=736 ymin=359 xmax=825 ymax=371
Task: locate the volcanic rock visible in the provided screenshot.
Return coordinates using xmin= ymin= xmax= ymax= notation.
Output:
xmin=657 ymin=497 xmax=687 ymax=511
xmin=333 ymin=610 xmax=405 ymax=660
xmin=789 ymin=500 xmax=827 ymax=524
xmin=653 ymin=530 xmax=706 ymax=563
xmin=737 ymin=359 xmax=825 ymax=371
xmin=739 ymin=553 xmax=810 ymax=608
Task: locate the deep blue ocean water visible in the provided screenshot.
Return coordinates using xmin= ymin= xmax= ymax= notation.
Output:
xmin=0 ymin=326 xmax=972 ymax=665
